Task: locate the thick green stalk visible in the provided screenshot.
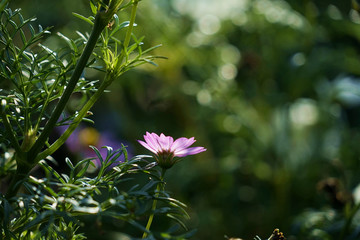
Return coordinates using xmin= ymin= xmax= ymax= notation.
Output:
xmin=27 ymin=14 xmax=108 ymax=164
xmin=142 ymin=168 xmax=166 ymax=239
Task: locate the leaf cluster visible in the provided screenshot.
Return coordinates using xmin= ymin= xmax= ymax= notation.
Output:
xmin=0 ymin=4 xmax=164 ymax=173
xmin=0 ymin=7 xmax=99 ymax=157
xmin=1 ymin=146 xmax=192 ymax=239
xmin=74 ymin=7 xmax=165 ymax=82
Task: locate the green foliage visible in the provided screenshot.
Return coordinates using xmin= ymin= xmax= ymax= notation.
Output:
xmin=0 ymin=6 xmax=96 ymax=155
xmin=1 ymin=146 xmax=191 ymax=239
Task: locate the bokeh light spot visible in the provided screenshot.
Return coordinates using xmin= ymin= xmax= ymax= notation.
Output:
xmin=221 ymin=44 xmax=241 ymax=64
xmin=327 ymin=5 xmax=342 ymax=20
xmin=291 ymin=52 xmax=306 ymax=66
xmin=198 ymin=14 xmax=221 ymax=35
xmin=231 ymin=12 xmax=248 ymax=26
xmin=350 ymin=9 xmax=360 ymax=24
xmin=78 ymin=127 xmax=100 ymax=146
xmin=290 ymin=99 xmax=319 ymax=128
xmin=254 ymin=162 xmax=272 ymax=180
xmin=219 ymin=63 xmax=238 ymax=80
xmin=197 ymin=89 xmax=212 ymax=105
xmin=186 ymin=31 xmax=205 ymax=47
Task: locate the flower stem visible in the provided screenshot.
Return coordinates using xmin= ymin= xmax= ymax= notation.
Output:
xmin=35 ymin=74 xmax=112 ymax=162
xmin=124 ymin=0 xmax=138 ymax=51
xmin=142 ymin=168 xmax=166 ymax=239
xmin=117 ymin=0 xmax=138 ymax=66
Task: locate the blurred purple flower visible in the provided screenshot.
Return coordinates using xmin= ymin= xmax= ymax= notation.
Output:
xmin=138 ymin=132 xmax=206 ymax=169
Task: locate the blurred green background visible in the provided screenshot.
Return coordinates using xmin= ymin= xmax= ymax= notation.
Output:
xmin=9 ymin=0 xmax=360 ymax=239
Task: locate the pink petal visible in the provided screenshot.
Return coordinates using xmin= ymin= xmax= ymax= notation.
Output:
xmin=157 ymin=133 xmax=174 ymax=151
xmin=171 ymin=137 xmax=196 ymax=152
xmin=137 ymin=140 xmax=158 ymax=154
xmin=174 ymin=146 xmax=206 ymax=157
xmin=144 ymin=132 xmax=161 ymax=152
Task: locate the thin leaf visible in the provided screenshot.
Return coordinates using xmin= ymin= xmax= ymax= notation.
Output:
xmin=65 ymin=157 xmax=74 ymax=170
xmin=57 ymin=32 xmax=78 ymax=53
xmin=72 ymin=12 xmax=94 ymax=26
xmin=75 ymin=158 xmax=94 ymax=178
xmin=166 ymin=213 xmax=188 ymax=231
xmin=89 ymin=1 xmax=97 ymax=15
xmin=39 ymin=160 xmax=66 ymax=184
xmin=110 ymin=21 xmax=130 ymax=37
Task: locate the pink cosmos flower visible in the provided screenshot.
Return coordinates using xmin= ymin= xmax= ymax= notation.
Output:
xmin=138 ymin=132 xmax=206 ymax=169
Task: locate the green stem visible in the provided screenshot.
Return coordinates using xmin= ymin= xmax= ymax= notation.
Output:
xmin=35 ymin=75 xmax=112 ymax=162
xmin=142 ymin=168 xmax=166 ymax=239
xmin=117 ymin=0 xmax=138 ymax=66
xmin=124 ymin=0 xmax=138 ymax=50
